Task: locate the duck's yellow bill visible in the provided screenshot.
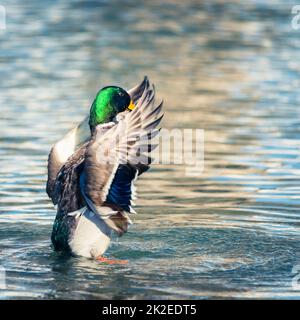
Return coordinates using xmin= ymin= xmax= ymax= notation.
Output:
xmin=127 ymin=100 xmax=135 ymax=111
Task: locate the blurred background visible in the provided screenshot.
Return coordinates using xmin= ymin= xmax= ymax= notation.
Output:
xmin=1 ymin=0 xmax=300 ymax=299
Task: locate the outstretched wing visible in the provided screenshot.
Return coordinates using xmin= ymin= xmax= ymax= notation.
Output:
xmin=47 ymin=77 xmax=149 ymax=203
xmin=80 ymin=77 xmax=164 ymax=218
xmin=46 ymin=77 xmax=149 ymax=203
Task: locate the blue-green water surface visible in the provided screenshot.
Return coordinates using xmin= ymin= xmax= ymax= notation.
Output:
xmin=1 ymin=0 xmax=300 ymax=299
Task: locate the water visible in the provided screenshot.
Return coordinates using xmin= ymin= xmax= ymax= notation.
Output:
xmin=1 ymin=0 xmax=300 ymax=299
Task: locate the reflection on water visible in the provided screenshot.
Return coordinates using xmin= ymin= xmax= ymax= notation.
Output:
xmin=1 ymin=0 xmax=300 ymax=299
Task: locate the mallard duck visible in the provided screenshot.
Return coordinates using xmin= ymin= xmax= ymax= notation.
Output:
xmin=46 ymin=77 xmax=163 ymax=260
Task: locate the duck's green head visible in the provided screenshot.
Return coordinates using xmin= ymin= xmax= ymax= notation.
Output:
xmin=89 ymin=86 xmax=135 ymax=131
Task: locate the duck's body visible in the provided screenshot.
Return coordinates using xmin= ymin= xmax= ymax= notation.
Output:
xmin=47 ymin=77 xmax=163 ymax=259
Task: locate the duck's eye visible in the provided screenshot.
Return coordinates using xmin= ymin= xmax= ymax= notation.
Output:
xmin=119 ymin=92 xmax=125 ymax=97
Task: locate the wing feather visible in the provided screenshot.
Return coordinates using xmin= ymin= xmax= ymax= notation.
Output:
xmin=81 ymin=77 xmax=163 ymax=217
